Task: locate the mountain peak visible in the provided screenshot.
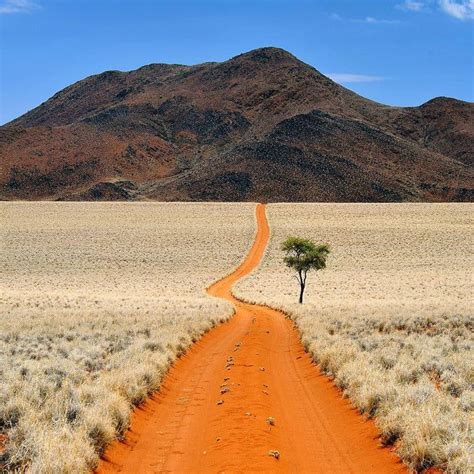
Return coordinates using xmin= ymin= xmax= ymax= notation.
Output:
xmin=231 ymin=47 xmax=299 ymax=64
xmin=421 ymin=96 xmax=471 ymax=108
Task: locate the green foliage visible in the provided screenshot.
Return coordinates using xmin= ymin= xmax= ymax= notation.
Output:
xmin=281 ymin=236 xmax=330 ymax=303
xmin=282 ymin=237 xmax=329 ymax=273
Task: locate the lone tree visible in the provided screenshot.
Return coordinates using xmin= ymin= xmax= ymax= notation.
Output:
xmin=282 ymin=237 xmax=330 ymax=304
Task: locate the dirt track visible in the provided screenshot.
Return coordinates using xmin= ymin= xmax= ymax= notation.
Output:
xmin=98 ymin=203 xmax=406 ymax=473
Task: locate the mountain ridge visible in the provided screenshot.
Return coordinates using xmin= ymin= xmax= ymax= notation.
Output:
xmin=1 ymin=47 xmax=472 ymax=201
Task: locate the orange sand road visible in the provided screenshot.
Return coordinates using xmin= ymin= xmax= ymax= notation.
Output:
xmin=98 ymin=203 xmax=406 ymax=473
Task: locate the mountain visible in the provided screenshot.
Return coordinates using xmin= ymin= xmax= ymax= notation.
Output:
xmin=1 ymin=47 xmax=472 ymax=201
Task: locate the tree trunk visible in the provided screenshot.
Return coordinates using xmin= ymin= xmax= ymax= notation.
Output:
xmin=299 ymin=282 xmax=305 ymax=304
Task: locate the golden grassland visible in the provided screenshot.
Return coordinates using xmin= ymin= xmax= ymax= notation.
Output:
xmin=235 ymin=203 xmax=473 ymax=473
xmin=0 ymin=202 xmax=255 ymax=472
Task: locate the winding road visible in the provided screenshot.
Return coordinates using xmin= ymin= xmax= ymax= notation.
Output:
xmin=98 ymin=203 xmax=406 ymax=473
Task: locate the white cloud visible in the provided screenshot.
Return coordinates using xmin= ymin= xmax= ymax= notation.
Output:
xmin=362 ymin=16 xmax=401 ymax=24
xmin=335 ymin=1 xmax=473 ymax=21
xmin=331 ymin=13 xmax=401 ymax=24
xmin=326 ymin=73 xmax=386 ymax=84
xmin=397 ymin=1 xmax=427 ymax=11
xmin=0 ymin=0 xmax=39 ymax=14
xmin=439 ymin=0 xmax=474 ymax=19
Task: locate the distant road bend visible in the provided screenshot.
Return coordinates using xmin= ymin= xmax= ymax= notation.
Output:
xmin=98 ymin=203 xmax=406 ymax=473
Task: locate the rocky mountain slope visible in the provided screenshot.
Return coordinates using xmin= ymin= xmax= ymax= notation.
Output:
xmin=1 ymin=47 xmax=472 ymax=201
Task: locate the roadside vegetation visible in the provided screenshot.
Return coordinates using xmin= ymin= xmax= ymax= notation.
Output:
xmin=235 ymin=203 xmax=473 ymax=473
xmin=0 ymin=202 xmax=255 ymax=472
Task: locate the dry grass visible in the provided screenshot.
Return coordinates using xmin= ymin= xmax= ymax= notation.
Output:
xmin=235 ymin=203 xmax=473 ymax=473
xmin=0 ymin=202 xmax=255 ymax=472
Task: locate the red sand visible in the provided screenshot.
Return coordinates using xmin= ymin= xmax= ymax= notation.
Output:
xmin=97 ymin=203 xmax=406 ymax=473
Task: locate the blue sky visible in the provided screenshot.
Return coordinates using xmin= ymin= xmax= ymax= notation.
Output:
xmin=0 ymin=0 xmax=473 ymax=124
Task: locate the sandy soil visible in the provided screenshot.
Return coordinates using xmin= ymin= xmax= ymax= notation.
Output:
xmin=97 ymin=204 xmax=406 ymax=473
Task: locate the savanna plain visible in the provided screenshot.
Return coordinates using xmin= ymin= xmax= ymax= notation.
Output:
xmin=236 ymin=203 xmax=473 ymax=473
xmin=0 ymin=202 xmax=255 ymax=472
xmin=0 ymin=202 xmax=472 ymax=473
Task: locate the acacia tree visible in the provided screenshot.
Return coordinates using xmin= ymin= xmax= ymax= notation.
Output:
xmin=282 ymin=237 xmax=330 ymax=304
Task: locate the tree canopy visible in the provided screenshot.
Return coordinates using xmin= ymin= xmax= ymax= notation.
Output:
xmin=282 ymin=237 xmax=330 ymax=303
